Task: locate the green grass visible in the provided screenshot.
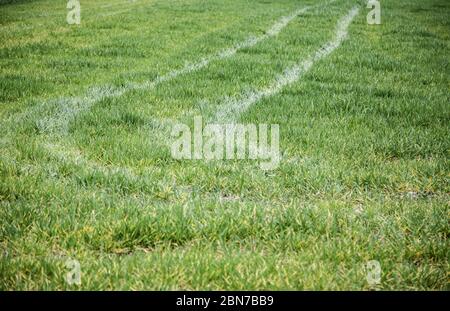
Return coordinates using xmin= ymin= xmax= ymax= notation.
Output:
xmin=0 ymin=0 xmax=449 ymax=290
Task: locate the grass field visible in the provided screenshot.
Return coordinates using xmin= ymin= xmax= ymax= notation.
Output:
xmin=0 ymin=0 xmax=449 ymax=290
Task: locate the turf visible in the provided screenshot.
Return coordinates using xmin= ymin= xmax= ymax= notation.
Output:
xmin=0 ymin=0 xmax=449 ymax=290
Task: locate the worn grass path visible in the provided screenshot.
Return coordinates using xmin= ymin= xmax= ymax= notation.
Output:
xmin=0 ymin=0 xmax=449 ymax=290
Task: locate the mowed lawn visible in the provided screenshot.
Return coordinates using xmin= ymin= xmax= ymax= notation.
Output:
xmin=0 ymin=0 xmax=449 ymax=290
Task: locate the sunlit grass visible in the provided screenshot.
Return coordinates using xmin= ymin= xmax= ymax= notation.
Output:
xmin=0 ymin=0 xmax=448 ymax=290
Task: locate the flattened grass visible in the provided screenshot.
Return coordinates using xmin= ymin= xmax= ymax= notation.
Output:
xmin=0 ymin=0 xmax=449 ymax=290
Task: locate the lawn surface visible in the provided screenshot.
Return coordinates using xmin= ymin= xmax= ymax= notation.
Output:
xmin=0 ymin=0 xmax=449 ymax=290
